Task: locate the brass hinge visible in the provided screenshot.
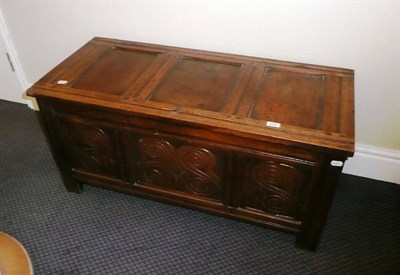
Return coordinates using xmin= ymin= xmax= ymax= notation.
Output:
xmin=6 ymin=52 xmax=15 ymax=72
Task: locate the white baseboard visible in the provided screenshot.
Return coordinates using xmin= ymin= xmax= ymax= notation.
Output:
xmin=343 ymin=144 xmax=400 ymax=184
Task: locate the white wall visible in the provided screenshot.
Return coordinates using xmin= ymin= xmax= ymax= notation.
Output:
xmin=1 ymin=1 xmax=399 ymax=182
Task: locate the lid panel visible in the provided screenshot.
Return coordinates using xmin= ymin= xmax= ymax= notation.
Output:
xmin=27 ymin=37 xmax=354 ymax=154
xmin=248 ymin=69 xmax=324 ymax=129
xmin=71 ymin=47 xmax=159 ymax=95
xmin=148 ymin=57 xmax=242 ymax=112
xmin=318 ymin=76 xmax=341 ymax=134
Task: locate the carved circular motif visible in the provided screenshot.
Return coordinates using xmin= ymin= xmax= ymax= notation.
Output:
xmin=178 ymin=146 xmax=215 ymax=171
xmin=80 ymin=153 xmax=101 ymax=170
xmin=82 ymin=128 xmax=107 ymax=146
xmin=139 ymin=138 xmax=175 ymax=162
xmin=142 ymin=167 xmax=162 ymax=183
xmin=263 ymin=193 xmax=288 ymax=213
xmin=187 ymin=177 xmax=212 ymax=195
xmin=253 ymin=161 xmax=280 ymax=187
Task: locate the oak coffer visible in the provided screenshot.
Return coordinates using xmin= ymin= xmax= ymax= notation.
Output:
xmin=27 ymin=37 xmax=354 ymax=250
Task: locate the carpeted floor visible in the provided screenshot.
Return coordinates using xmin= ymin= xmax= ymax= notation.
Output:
xmin=1 ymin=99 xmax=399 ymax=274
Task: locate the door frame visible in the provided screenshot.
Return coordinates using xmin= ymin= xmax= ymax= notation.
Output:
xmin=0 ymin=7 xmax=34 ymax=108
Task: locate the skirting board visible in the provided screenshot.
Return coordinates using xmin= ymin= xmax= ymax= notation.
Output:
xmin=343 ymin=144 xmax=400 ymax=185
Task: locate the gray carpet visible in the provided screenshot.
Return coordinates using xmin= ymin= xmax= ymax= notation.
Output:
xmin=1 ymin=99 xmax=399 ymax=274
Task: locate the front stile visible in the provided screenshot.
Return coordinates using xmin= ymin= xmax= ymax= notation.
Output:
xmin=295 ymin=158 xmax=345 ymax=250
xmin=35 ymin=99 xmax=83 ymax=193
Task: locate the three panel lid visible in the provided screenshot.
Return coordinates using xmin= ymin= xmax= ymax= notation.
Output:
xmin=27 ymin=37 xmax=355 ymax=155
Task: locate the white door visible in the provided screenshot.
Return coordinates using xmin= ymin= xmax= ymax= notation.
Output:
xmin=0 ymin=34 xmax=25 ymax=104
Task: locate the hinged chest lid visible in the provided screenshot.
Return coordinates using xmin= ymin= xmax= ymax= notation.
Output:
xmin=27 ymin=37 xmax=355 ymax=155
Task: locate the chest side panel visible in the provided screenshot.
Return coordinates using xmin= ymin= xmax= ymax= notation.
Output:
xmin=51 ymin=114 xmax=120 ymax=179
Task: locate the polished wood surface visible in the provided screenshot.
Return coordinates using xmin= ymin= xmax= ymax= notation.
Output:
xmin=27 ymin=37 xmax=354 ymax=250
xmin=0 ymin=232 xmax=33 ymax=275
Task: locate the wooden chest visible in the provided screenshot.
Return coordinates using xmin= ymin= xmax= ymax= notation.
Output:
xmin=27 ymin=37 xmax=354 ymax=250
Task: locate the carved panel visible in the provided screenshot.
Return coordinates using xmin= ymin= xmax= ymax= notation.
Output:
xmin=138 ymin=137 xmax=176 ymax=186
xmin=243 ymin=158 xmax=315 ymax=220
xmin=177 ymin=146 xmax=220 ymax=197
xmin=134 ymin=137 xmax=223 ymax=201
xmin=55 ymin=117 xmax=117 ymax=176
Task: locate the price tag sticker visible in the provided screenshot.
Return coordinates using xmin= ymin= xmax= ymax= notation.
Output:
xmin=57 ymin=80 xmax=68 ymax=85
xmin=266 ymin=121 xmax=281 ymax=128
xmin=330 ymin=160 xmax=344 ymax=167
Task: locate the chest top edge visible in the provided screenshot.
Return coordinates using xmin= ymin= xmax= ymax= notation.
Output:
xmin=27 ymin=37 xmax=355 ymax=155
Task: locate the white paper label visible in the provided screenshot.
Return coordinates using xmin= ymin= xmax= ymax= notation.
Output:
xmin=266 ymin=121 xmax=281 ymax=128
xmin=330 ymin=160 xmax=344 ymax=167
xmin=57 ymin=80 xmax=68 ymax=85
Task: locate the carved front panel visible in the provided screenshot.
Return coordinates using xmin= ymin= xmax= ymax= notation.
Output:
xmin=54 ymin=117 xmax=118 ymax=177
xmin=241 ymin=157 xmax=317 ymax=221
xmin=132 ymin=136 xmax=224 ymax=201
